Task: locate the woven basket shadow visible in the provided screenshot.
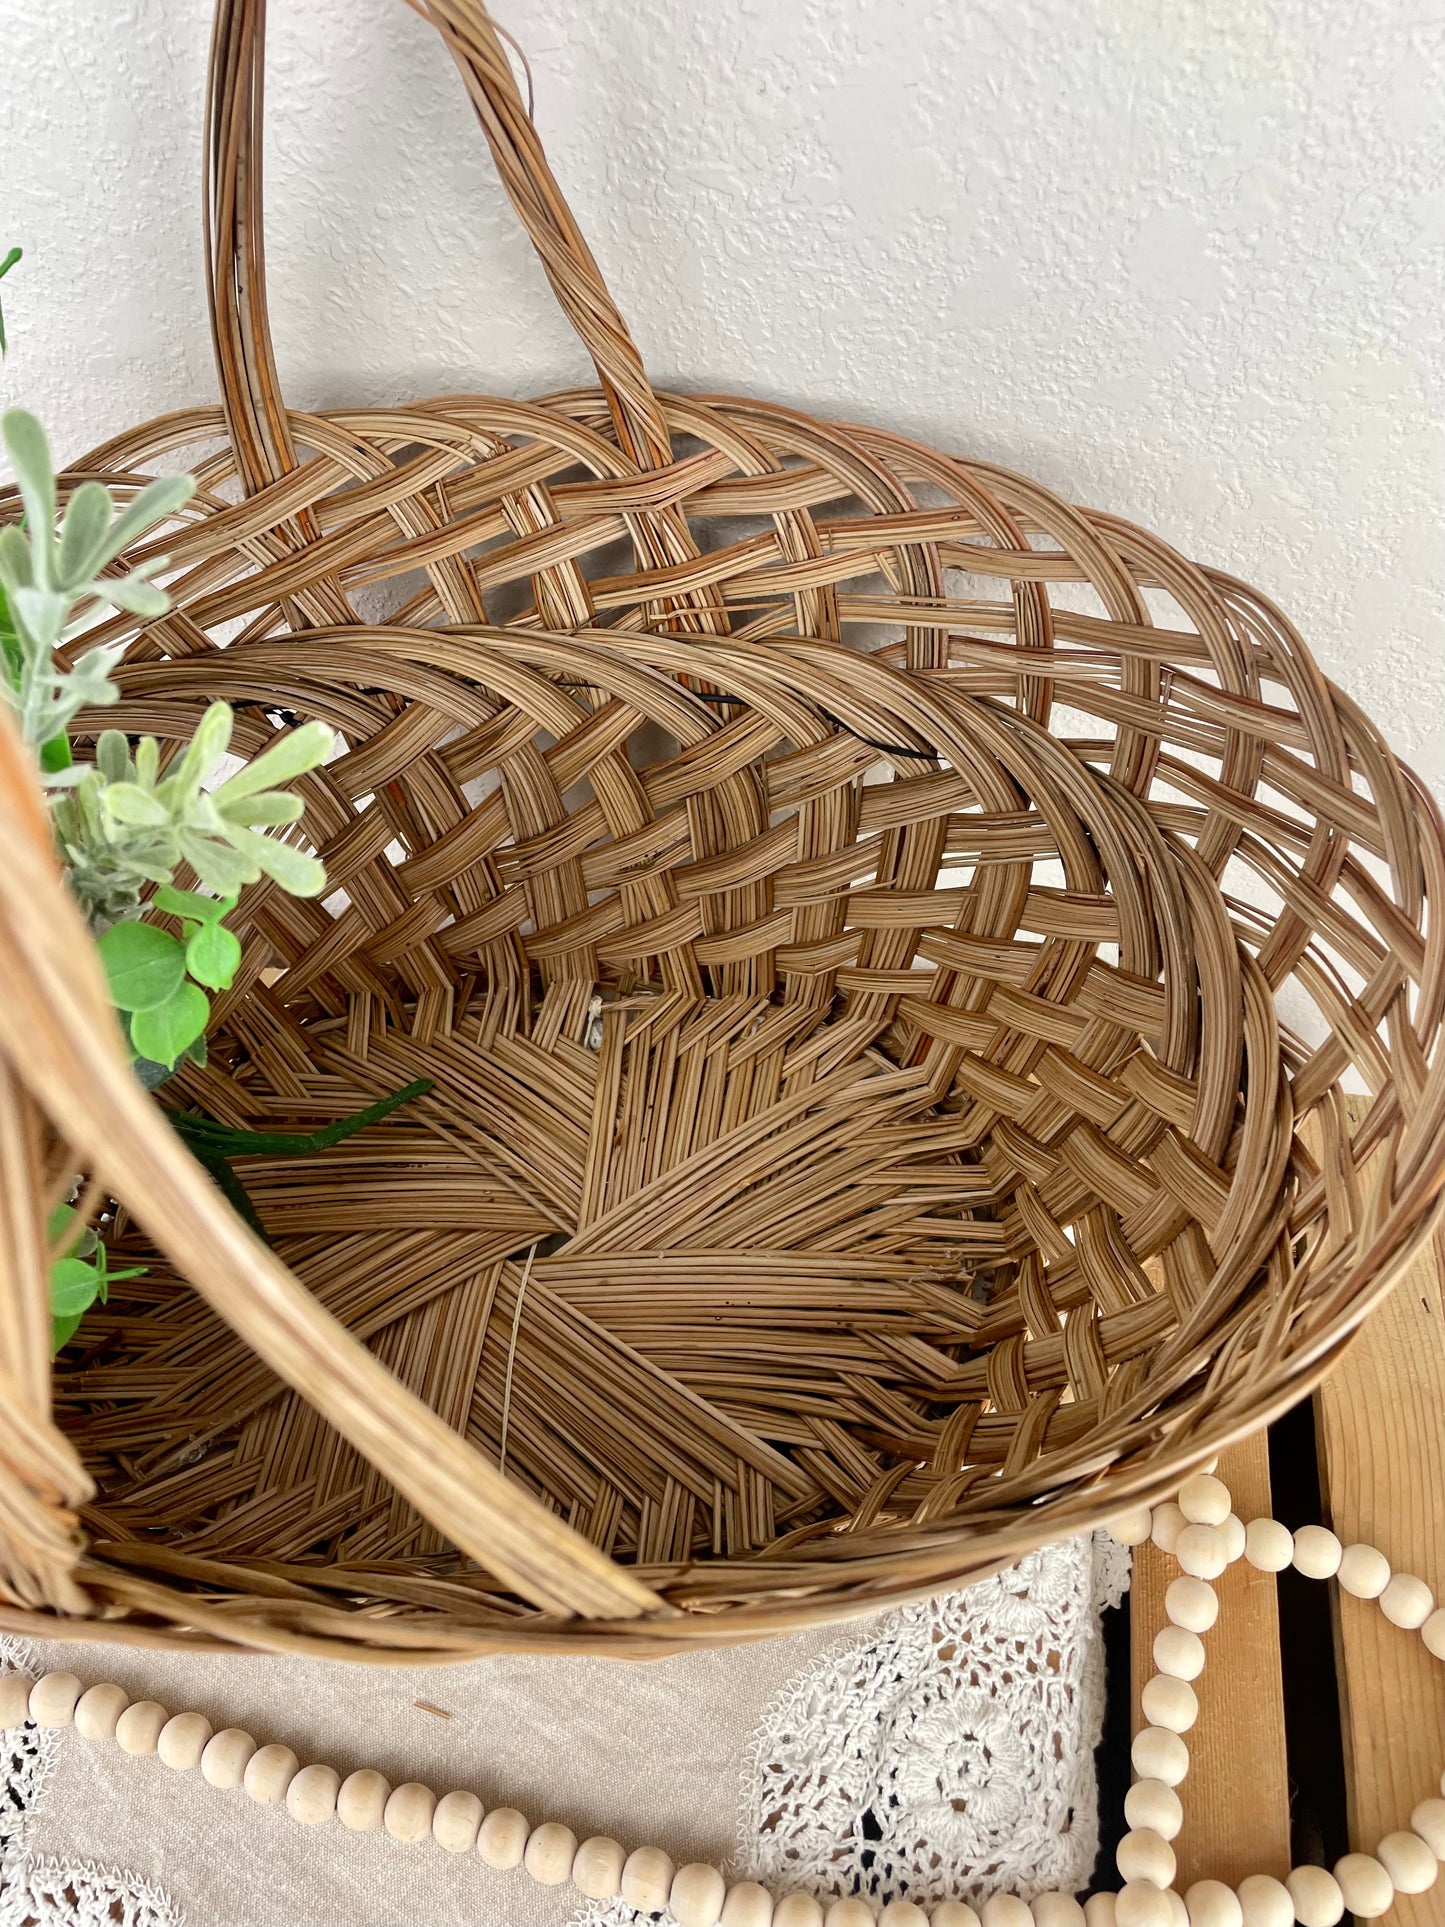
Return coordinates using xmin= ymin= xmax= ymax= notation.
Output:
xmin=1 ymin=0 xmax=1443 ymax=1660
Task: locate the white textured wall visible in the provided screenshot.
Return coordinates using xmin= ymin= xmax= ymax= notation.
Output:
xmin=1 ymin=0 xmax=1442 ymax=794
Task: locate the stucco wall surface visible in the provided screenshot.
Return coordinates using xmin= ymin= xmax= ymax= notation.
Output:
xmin=1 ymin=0 xmax=1442 ymax=792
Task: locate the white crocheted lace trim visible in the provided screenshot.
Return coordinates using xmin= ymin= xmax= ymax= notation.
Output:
xmin=576 ymin=1533 xmax=1128 ymax=1926
xmin=0 ymin=1636 xmax=185 ymax=1927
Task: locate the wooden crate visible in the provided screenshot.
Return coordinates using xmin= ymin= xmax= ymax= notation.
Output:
xmin=1125 ymin=1198 xmax=1445 ymax=1921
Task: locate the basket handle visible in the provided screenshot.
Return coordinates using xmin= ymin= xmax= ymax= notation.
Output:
xmin=206 ymin=0 xmax=674 ymax=492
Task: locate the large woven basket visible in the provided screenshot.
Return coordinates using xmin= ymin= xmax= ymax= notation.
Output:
xmin=1 ymin=0 xmax=1443 ymax=1663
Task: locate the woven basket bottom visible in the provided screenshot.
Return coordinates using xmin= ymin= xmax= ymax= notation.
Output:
xmin=74 ymin=974 xmax=1054 ymax=1602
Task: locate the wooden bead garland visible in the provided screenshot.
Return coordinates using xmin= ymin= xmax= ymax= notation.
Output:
xmin=3 ymin=1468 xmax=1442 ymax=1926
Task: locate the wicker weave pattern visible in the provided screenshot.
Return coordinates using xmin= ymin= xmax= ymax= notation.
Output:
xmin=0 ymin=0 xmax=1441 ymax=1658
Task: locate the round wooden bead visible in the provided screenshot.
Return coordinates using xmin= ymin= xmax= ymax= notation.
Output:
xmin=1031 ymin=1897 xmax=1086 ymax=1927
xmin=1152 ymin=1628 xmax=1205 ymax=1683
xmin=672 ymin=1867 xmax=731 ymax=1927
xmin=774 ymin=1899 xmax=825 ymax=1927
xmin=1125 ymin=1780 xmax=1184 ymax=1842
xmin=1116 ymin=1881 xmax=1171 ymax=1927
xmin=1423 ymin=1607 xmax=1445 ymax=1660
xmin=981 ymin=1901 xmax=1033 ymax=1927
xmin=1140 ymin=1676 xmax=1198 ymax=1734
xmin=1337 ymin=1543 xmax=1390 ymax=1599
xmin=1218 ymin=1515 xmax=1245 ymax=1565
xmin=1131 ymin=1726 xmax=1190 ymax=1787
xmin=1330 ymin=1856 xmax=1393 ymax=1918
xmin=29 ymin=1672 xmax=83 ymax=1727
xmin=1376 ymin=1829 xmax=1437 ymax=1892
xmin=1083 ymin=1898 xmax=1117 ymax=1927
xmin=1178 ymin=1475 xmax=1231 ymax=1526
xmin=932 ymin=1907 xmax=982 ymax=1927
xmin=1379 ymin=1573 xmax=1434 ymax=1630
xmin=336 ymin=1767 xmax=390 ymax=1830
xmin=878 ymin=1906 xmax=928 ymax=1927
xmin=477 ymin=1806 xmax=530 ymax=1870
xmin=524 ymin=1820 xmax=579 ymax=1886
xmin=1234 ymin=1875 xmax=1292 ymax=1927
xmin=115 ymin=1700 xmax=169 ymax=1757
xmin=157 ymin=1711 xmax=212 ymax=1770
xmin=286 ymin=1762 xmax=341 ymax=1825
xmin=384 ymin=1781 xmax=437 ymax=1843
xmin=574 ymin=1837 xmax=627 ymax=1901
xmin=1118 ymin=1830 xmax=1177 ymax=1889
xmin=0 ymin=1672 xmax=34 ymax=1729
xmin=1165 ymin=1578 xmax=1218 ymax=1633
xmin=1165 ymin=1895 xmax=1187 ymax=1927
xmin=432 ymin=1789 xmax=483 ymax=1854
xmin=621 ymin=1845 xmax=676 ymax=1912
xmin=1182 ymin=1882 xmax=1240 ymax=1927
xmin=1151 ymin=1504 xmax=1186 ymax=1554
xmin=243 ymin=1742 xmax=299 ymax=1804
xmin=1284 ymin=1866 xmax=1343 ymax=1927
xmin=1290 ymin=1526 xmax=1341 ymax=1580
xmin=721 ymin=1879 xmax=776 ymax=1927
xmin=1175 ymin=1526 xmax=1228 ymax=1581
xmin=1107 ymin=1508 xmax=1155 ymax=1548
xmin=200 ymin=1727 xmax=255 ymax=1790
xmin=1410 ymin=1795 xmax=1445 ymax=1857
xmin=74 ymin=1683 xmax=129 ymax=1744
xmin=824 ymin=1898 xmax=874 ymax=1927
xmin=1243 ymin=1519 xmax=1292 ymax=1573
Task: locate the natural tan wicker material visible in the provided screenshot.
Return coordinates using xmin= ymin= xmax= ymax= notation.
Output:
xmin=0 ymin=0 xmax=1442 ymax=1661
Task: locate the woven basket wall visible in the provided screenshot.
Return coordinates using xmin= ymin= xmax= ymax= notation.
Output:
xmin=1 ymin=0 xmax=1443 ymax=1662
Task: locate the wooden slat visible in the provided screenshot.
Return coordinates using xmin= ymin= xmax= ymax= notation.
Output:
xmin=1130 ymin=1432 xmax=1291 ymax=1888
xmin=1316 ymin=1209 xmax=1445 ymax=1927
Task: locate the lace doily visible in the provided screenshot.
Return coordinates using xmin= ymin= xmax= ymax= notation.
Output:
xmin=0 ymin=1637 xmax=185 ymax=1927
xmin=580 ymin=1535 xmax=1127 ymax=1926
xmin=0 ymin=1539 xmax=1127 ymax=1927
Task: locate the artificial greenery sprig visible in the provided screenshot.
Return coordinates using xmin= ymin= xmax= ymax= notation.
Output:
xmin=53 ymin=703 xmax=332 ymax=931
xmin=4 ymin=402 xmax=431 ymax=1354
xmin=0 ymin=408 xmax=195 ymax=769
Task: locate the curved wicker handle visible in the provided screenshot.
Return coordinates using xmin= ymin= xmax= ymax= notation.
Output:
xmin=0 ymin=712 xmax=664 ymax=1626
xmin=206 ymin=0 xmax=673 ymax=493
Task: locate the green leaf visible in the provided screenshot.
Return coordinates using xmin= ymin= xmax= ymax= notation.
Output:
xmin=39 ymin=731 xmax=72 ymax=774
xmin=56 ymin=481 xmax=114 ymax=589
xmin=0 ymin=527 xmax=32 ymax=598
xmin=184 ymin=917 xmax=241 ymax=990
xmin=128 ymin=980 xmax=210 ymax=1068
xmin=171 ymin=1077 xmax=434 ymax=1157
xmin=101 ymin=781 xmax=169 ymax=827
xmin=50 ymin=1256 xmax=103 ymax=1317
xmin=2 ymin=411 xmax=55 ymax=582
xmin=98 ymin=473 xmax=195 ymax=568
xmin=47 ymin=1202 xmax=77 ymax=1245
xmin=214 ymin=720 xmax=333 ymax=802
xmin=163 ymin=701 xmax=233 ymax=805
xmin=217 ymin=790 xmax=305 ymax=828
xmin=175 ymin=828 xmax=256 ymax=896
xmin=230 ymin=827 xmax=326 ymax=897
xmin=156 ymin=885 xmax=235 ymax=925
xmin=96 ymin=919 xmax=186 ymax=1011
xmin=101 ymin=575 xmax=169 ymax=620
xmin=96 ymin=730 xmax=131 ymax=782
xmin=0 ymin=244 xmax=20 ymax=355
xmin=51 ymin=1310 xmax=85 ymax=1355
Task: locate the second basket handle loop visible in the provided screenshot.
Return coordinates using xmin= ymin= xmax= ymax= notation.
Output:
xmin=414 ymin=0 xmax=674 ymax=471
xmin=206 ymin=0 xmax=675 ymax=489
xmin=205 ymin=0 xmax=300 ymax=497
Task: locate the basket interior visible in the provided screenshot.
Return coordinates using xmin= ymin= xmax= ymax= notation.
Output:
xmin=42 ymin=388 xmax=1442 ymax=1641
